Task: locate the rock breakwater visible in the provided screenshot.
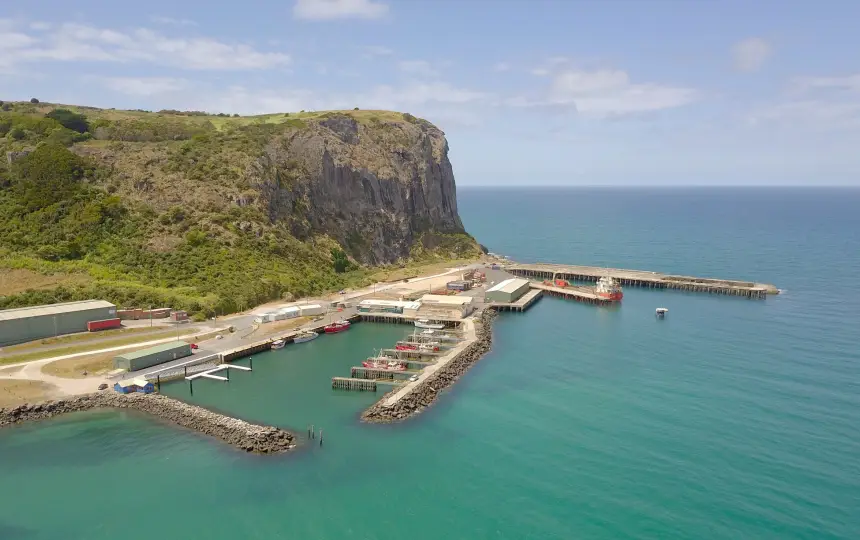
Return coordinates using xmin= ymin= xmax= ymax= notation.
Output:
xmin=362 ymin=309 xmax=497 ymax=423
xmin=0 ymin=392 xmax=295 ymax=454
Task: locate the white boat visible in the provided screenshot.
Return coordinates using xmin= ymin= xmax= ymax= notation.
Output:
xmin=271 ymin=339 xmax=286 ymax=350
xmin=414 ymin=319 xmax=445 ymax=330
xmin=656 ymin=307 xmax=668 ymax=317
xmin=293 ymin=331 xmax=319 ymax=344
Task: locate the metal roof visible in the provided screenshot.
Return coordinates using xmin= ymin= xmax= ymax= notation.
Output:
xmin=114 ymin=341 xmax=189 ymax=361
xmin=419 ymin=294 xmax=473 ymax=305
xmin=486 ymin=278 xmax=529 ymax=294
xmin=0 ymin=300 xmax=115 ymax=322
xmin=359 ymin=299 xmax=421 ymax=309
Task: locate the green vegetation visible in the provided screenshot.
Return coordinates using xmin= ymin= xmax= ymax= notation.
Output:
xmin=0 ymin=101 xmax=478 ymax=320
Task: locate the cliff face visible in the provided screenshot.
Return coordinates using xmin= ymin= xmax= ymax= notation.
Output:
xmin=250 ymin=115 xmax=465 ymax=263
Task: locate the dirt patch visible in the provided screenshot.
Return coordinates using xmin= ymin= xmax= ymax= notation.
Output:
xmin=40 ymin=353 xmax=115 ymax=379
xmin=0 ymin=268 xmax=86 ymax=295
xmin=0 ymin=380 xmax=59 ymax=408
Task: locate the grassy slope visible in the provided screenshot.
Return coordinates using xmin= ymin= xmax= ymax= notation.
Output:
xmin=0 ymin=101 xmax=480 ymax=318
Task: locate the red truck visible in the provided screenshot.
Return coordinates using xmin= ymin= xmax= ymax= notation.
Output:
xmin=87 ymin=318 xmax=122 ymax=332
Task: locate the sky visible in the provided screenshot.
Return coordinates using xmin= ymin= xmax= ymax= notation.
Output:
xmin=2 ymin=0 xmax=859 ymax=186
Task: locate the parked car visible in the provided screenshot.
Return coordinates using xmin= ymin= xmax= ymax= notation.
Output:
xmin=190 ymin=343 xmax=199 ymax=350
xmin=98 ymin=383 xmax=108 ymax=391
xmin=409 ymin=375 xmax=418 ymax=382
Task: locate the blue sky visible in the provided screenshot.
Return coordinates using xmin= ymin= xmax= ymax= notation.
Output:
xmin=2 ymin=0 xmax=859 ymax=186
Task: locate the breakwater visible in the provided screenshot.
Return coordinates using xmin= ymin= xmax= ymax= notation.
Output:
xmin=0 ymin=392 xmax=295 ymax=454
xmin=361 ymin=309 xmax=497 ymax=423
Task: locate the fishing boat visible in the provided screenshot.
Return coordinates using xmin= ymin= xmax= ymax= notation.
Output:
xmin=293 ymin=331 xmax=318 ymax=343
xmin=414 ymin=319 xmax=445 ymax=330
xmin=271 ymin=339 xmax=286 ymax=350
xmin=362 ymin=358 xmax=407 ymax=371
xmin=397 ymin=341 xmax=440 ymax=352
xmin=421 ymin=329 xmax=460 ymax=342
xmin=656 ymin=307 xmax=668 ymax=318
xmin=324 ymin=320 xmax=351 ymax=334
xmin=595 ymin=276 xmax=624 ymax=301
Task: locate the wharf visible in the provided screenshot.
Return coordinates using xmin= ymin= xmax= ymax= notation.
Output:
xmin=221 ymin=314 xmax=361 ymax=362
xmin=350 ymin=367 xmax=414 ymax=380
xmin=529 ymin=283 xmax=612 ymax=305
xmin=358 ymin=313 xmax=460 ymax=327
xmin=507 ymin=263 xmax=777 ymax=299
xmin=488 ymin=288 xmax=543 ymax=312
xmin=332 ymin=377 xmax=400 ymax=391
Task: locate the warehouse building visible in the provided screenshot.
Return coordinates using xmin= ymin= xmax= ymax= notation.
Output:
xmin=417 ymin=295 xmax=474 ymax=319
xmin=485 ymin=278 xmax=530 ymax=304
xmin=0 ymin=300 xmax=117 ymax=346
xmin=113 ymin=341 xmax=192 ymax=372
xmin=358 ymin=299 xmax=422 ymax=314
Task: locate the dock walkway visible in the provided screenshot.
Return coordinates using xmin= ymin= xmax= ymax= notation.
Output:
xmin=507 ymin=263 xmax=776 ymax=299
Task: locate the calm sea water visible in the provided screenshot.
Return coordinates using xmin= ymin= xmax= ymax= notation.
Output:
xmin=1 ymin=188 xmax=858 ymax=540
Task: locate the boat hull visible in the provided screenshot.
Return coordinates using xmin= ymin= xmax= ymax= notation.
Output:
xmin=596 ymin=292 xmax=623 ymax=301
xmin=293 ymin=333 xmax=319 ymax=343
xmin=414 ymin=321 xmax=445 ymax=330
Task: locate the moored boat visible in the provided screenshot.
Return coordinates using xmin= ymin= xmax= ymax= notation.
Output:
xmin=271 ymin=339 xmax=286 ymax=350
xmin=324 ymin=320 xmax=351 ymax=334
xmin=414 ymin=319 xmax=445 ymax=330
xmin=293 ymin=331 xmax=319 ymax=343
xmin=595 ymin=276 xmax=623 ymax=301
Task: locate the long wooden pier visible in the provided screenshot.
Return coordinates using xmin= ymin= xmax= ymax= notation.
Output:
xmin=528 ymin=283 xmax=612 ymax=305
xmin=350 ymin=367 xmax=413 ymax=380
xmin=506 ymin=263 xmax=776 ymax=299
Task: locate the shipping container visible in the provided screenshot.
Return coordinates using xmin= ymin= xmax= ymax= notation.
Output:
xmin=87 ymin=318 xmax=122 ymax=332
xmin=446 ymin=280 xmax=472 ymax=291
xmin=170 ymin=310 xmax=188 ymax=322
xmin=280 ymin=307 xmax=301 ymax=319
xmin=273 ymin=312 xmax=287 ymax=321
xmin=298 ymin=304 xmax=323 ymax=316
xmin=117 ymin=308 xmax=142 ymax=320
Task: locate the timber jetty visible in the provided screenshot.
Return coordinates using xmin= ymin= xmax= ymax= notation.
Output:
xmin=0 ymin=392 xmax=295 ymax=454
xmin=506 ymin=263 xmax=778 ymax=299
xmin=362 ymin=309 xmax=496 ymax=423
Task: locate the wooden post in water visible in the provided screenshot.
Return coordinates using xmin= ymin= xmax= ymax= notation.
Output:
xmin=157 ymin=375 xmax=161 ymax=392
xmin=249 ymin=357 xmax=253 ymax=371
xmin=189 ymin=378 xmax=194 ymax=396
xmin=319 ymin=429 xmax=323 ymax=447
xmin=311 ymin=424 xmax=315 ymax=439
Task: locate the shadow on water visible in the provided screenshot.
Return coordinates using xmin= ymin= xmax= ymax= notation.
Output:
xmin=0 ymin=521 xmax=36 ymax=539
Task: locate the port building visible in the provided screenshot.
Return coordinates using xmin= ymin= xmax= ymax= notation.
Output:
xmin=358 ymin=299 xmax=422 ymax=314
xmin=113 ymin=341 xmax=192 ymax=372
xmin=0 ymin=300 xmax=117 ymax=346
xmin=417 ymin=295 xmax=475 ymax=319
xmin=485 ymin=278 xmax=530 ymax=304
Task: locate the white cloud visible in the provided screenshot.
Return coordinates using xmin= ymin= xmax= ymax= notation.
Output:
xmin=493 ymin=62 xmax=510 ymax=72
xmin=193 ymin=80 xmax=487 ymax=116
xmin=103 ymin=77 xmax=189 ymax=96
xmin=530 ymin=68 xmax=550 ymax=76
xmin=293 ymin=0 xmax=388 ymax=20
xmin=750 ymin=73 xmax=860 ymax=131
xmin=733 ymin=38 xmax=772 ymax=73
xmin=150 ymin=16 xmax=198 ymax=27
xmin=790 ymin=74 xmax=860 ymax=93
xmin=362 ymin=45 xmax=394 ymax=57
xmin=512 ymin=69 xmax=697 ymax=115
xmin=398 ymin=60 xmax=438 ymax=78
xmin=1 ymin=22 xmax=290 ymax=71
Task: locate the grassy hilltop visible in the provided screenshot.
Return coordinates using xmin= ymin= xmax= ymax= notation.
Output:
xmin=0 ymin=99 xmax=480 ymax=319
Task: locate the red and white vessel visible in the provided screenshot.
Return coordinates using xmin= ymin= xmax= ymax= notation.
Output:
xmin=362 ymin=358 xmax=407 ymax=371
xmin=324 ymin=320 xmax=351 ymax=334
xmin=395 ymin=341 xmax=440 ymax=352
xmin=595 ymin=276 xmax=623 ymax=301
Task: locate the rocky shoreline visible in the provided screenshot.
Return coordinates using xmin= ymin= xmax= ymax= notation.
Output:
xmin=0 ymin=392 xmax=295 ymax=454
xmin=361 ymin=308 xmax=497 ymax=423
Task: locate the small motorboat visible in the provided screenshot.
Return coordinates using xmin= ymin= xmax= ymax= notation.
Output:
xmin=656 ymin=308 xmax=668 ymax=318
xmin=414 ymin=319 xmax=445 ymax=330
xmin=324 ymin=320 xmax=351 ymax=333
xmin=271 ymin=339 xmax=286 ymax=350
xmin=293 ymin=331 xmax=319 ymax=344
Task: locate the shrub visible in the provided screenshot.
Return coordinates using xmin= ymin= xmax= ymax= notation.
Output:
xmin=354 ymin=107 xmax=359 ymax=110
xmin=30 ymin=98 xmax=39 ymax=104
xmin=45 ymin=109 xmax=90 ymax=133
xmin=8 ymin=127 xmax=25 ymax=140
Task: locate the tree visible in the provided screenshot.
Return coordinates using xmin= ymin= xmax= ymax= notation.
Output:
xmin=354 ymin=107 xmax=359 ymax=110
xmin=331 ymin=248 xmax=352 ymax=273
xmin=30 ymin=98 xmax=39 ymax=104
xmin=8 ymin=127 xmax=25 ymax=140
xmin=11 ymin=143 xmax=90 ymax=211
xmin=45 ymin=109 xmax=90 ymax=133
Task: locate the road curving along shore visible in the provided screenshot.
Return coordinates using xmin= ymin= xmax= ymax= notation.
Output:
xmin=0 ymin=392 xmax=295 ymax=454
xmin=361 ymin=308 xmax=497 ymax=423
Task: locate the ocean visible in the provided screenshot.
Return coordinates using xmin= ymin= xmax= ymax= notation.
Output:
xmin=1 ymin=188 xmax=858 ymax=540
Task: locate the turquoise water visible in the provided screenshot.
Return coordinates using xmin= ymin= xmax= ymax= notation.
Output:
xmin=1 ymin=188 xmax=859 ymax=540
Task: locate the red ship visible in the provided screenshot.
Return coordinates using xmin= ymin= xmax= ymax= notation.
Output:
xmin=324 ymin=320 xmax=351 ymax=333
xmin=595 ymin=276 xmax=623 ymax=301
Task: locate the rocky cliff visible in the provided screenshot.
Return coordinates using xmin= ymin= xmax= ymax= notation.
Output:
xmin=250 ymin=113 xmax=465 ymax=263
